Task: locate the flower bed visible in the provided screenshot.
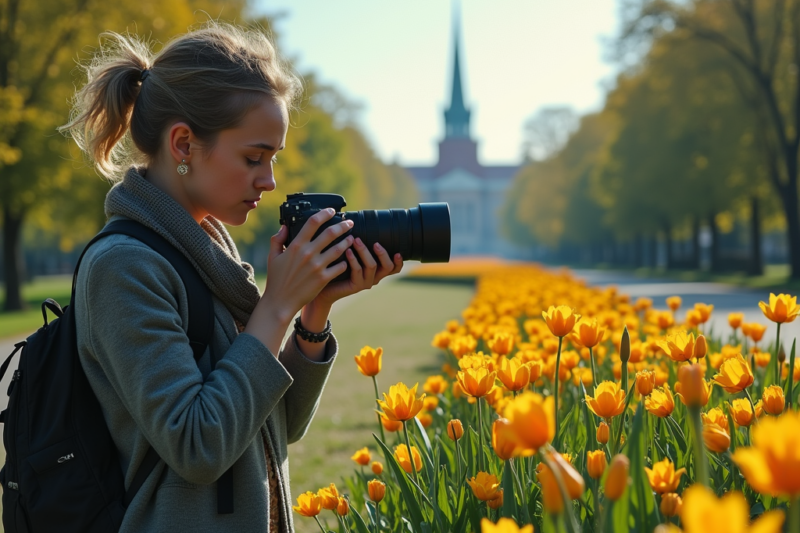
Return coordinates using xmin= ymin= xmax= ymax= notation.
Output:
xmin=293 ymin=264 xmax=798 ymax=533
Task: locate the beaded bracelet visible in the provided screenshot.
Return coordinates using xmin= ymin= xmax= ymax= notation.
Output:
xmin=293 ymin=316 xmax=332 ymax=343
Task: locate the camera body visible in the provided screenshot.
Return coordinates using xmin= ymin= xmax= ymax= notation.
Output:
xmin=279 ymin=192 xmax=451 ymax=282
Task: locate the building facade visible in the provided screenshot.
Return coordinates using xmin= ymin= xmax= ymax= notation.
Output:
xmin=404 ymin=19 xmax=523 ymax=257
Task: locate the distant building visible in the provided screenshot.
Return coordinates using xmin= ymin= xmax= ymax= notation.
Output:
xmin=404 ymin=16 xmax=524 ymax=257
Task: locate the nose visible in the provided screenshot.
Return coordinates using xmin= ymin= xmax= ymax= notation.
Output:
xmin=255 ymin=169 xmax=276 ymax=192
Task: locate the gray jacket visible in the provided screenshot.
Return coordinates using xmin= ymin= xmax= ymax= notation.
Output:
xmin=75 ymin=229 xmax=337 ymax=532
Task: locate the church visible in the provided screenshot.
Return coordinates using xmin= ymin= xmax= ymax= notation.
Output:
xmin=404 ymin=17 xmax=524 ymax=257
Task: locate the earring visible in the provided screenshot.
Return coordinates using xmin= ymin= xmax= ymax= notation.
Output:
xmin=177 ymin=159 xmax=189 ymax=175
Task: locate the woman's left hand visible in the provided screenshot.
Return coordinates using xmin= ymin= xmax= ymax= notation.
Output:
xmin=311 ymin=237 xmax=403 ymax=307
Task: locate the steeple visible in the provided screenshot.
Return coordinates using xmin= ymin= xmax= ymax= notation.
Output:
xmin=444 ymin=4 xmax=471 ymax=139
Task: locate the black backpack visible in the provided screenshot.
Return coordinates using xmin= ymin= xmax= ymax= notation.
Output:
xmin=0 ymin=219 xmax=233 ymax=532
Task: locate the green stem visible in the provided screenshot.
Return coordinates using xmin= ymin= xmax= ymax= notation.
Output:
xmin=785 ymin=339 xmax=797 ymax=410
xmin=589 ymin=346 xmax=597 ymax=395
xmin=510 ymin=458 xmax=532 ymax=525
xmin=688 ymin=405 xmax=709 ymax=487
xmin=375 ymin=500 xmax=381 ymax=533
xmin=744 ymin=389 xmax=760 ymax=426
xmin=314 ymin=515 xmax=327 ymax=533
xmin=789 ymin=496 xmax=800 ymax=533
xmin=373 ymin=376 xmax=387 ymax=445
xmin=774 ymin=323 xmax=782 ymax=386
xmin=477 ymin=397 xmax=485 ymax=473
xmin=454 ymin=435 xmax=462 ymax=489
xmin=554 ymin=336 xmax=564 ymax=441
xmin=402 ymin=421 xmax=421 ymax=495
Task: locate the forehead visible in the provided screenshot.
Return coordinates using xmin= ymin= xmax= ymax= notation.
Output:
xmin=220 ymin=96 xmax=288 ymax=148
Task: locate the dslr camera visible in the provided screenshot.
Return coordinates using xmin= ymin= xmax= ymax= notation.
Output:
xmin=279 ymin=193 xmax=451 ymax=282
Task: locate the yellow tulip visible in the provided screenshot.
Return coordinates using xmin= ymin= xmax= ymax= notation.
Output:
xmin=596 ymin=421 xmax=610 ymax=444
xmin=680 ymin=484 xmax=784 ymax=533
xmin=423 ymin=395 xmax=439 ymax=411
xmin=431 ymin=331 xmax=451 ymax=349
xmin=449 ymin=335 xmax=478 ymax=358
xmin=292 ymin=491 xmax=322 ymax=517
xmin=492 ymin=418 xmax=519 ymax=461
xmin=377 ymin=382 xmax=425 ymax=421
xmin=636 ymin=369 xmax=656 ymax=396
xmin=645 ymin=387 xmax=675 ymax=418
xmin=317 ymin=483 xmax=339 ymax=510
xmin=759 ymin=293 xmax=800 ymax=324
xmin=666 ymin=296 xmax=682 ymax=311
xmin=728 ymin=312 xmax=744 ymax=330
xmin=713 ymin=354 xmax=754 ymax=393
xmin=658 ymin=330 xmax=707 ymax=362
xmin=496 ymin=357 xmax=531 ymax=392
xmin=762 ymin=385 xmax=785 ymax=415
xmin=367 ymin=479 xmax=386 ymax=502
xmin=645 ymin=458 xmax=686 ymax=494
xmin=423 ymin=375 xmax=448 ymax=395
xmin=542 ymin=305 xmax=581 ymax=337
xmin=702 ymin=422 xmax=730 ymax=453
xmin=457 ymin=367 xmax=497 ymax=398
xmin=336 ymin=496 xmax=349 ymax=516
xmin=354 ymin=345 xmax=382 ymax=377
xmin=746 ymin=323 xmax=768 ymax=343
xmin=487 ymin=331 xmax=515 ymax=355
xmin=604 ymin=454 xmax=630 ymax=501
xmin=416 ymin=412 xmax=433 ymax=428
xmin=351 ymin=447 xmax=371 ymax=466
xmin=729 ymin=398 xmax=756 ymax=427
xmin=587 ymin=449 xmax=607 ymax=479
xmin=447 ymin=419 xmax=464 ymax=441
xmin=693 ymin=303 xmax=714 ymax=324
xmin=467 ymin=471 xmax=501 ymax=501
xmin=584 ymin=381 xmax=626 ymax=419
xmin=394 ymin=444 xmax=422 ymax=474
xmin=479 ymin=517 xmax=534 ymax=533
xmin=656 ymin=311 xmax=675 ymax=330
xmin=575 ymin=318 xmax=606 ymax=348
xmin=371 ymin=461 xmax=383 ymax=475
xmin=502 ymin=392 xmax=555 ymax=455
xmin=660 ymin=492 xmax=682 ymax=518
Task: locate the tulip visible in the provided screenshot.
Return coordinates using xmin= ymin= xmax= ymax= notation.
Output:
xmin=317 ymin=483 xmax=339 ymax=510
xmin=496 ymin=357 xmax=531 ymax=392
xmin=371 ymin=461 xmax=383 ymax=475
xmin=702 ymin=422 xmax=730 ymax=453
xmin=394 ymin=444 xmax=422 ymax=474
xmin=701 ymin=407 xmax=728 ymax=429
xmin=378 ymin=410 xmax=403 ymax=432
xmin=658 ymin=330 xmax=707 ymax=363
xmin=584 ymin=381 xmax=626 ymax=419
xmin=502 ymin=391 xmax=555 ymax=455
xmin=729 ymin=398 xmax=756 ymax=427
xmin=680 ymin=484 xmax=785 ymax=533
xmin=728 ymin=312 xmax=744 ymax=330
xmin=367 ymin=479 xmax=386 ymax=502
xmin=487 ymin=331 xmax=515 ymax=356
xmin=416 ymin=412 xmax=433 ymax=428
xmin=677 ymin=364 xmax=709 ymax=407
xmin=377 ymin=382 xmax=425 ymax=421
xmin=456 ymin=367 xmax=497 ymax=398
xmin=449 ymin=335 xmax=477 ymax=358
xmin=666 ymin=296 xmax=682 ymax=311
xmin=576 ymin=318 xmax=606 ymax=348
xmin=759 ymin=293 xmax=800 ymax=324
xmin=604 ymin=454 xmax=630 ymax=501
xmin=693 ymin=303 xmax=714 ymax=324
xmin=536 ymin=453 xmax=585 ymax=513
xmin=431 ymin=331 xmax=451 ymax=349
xmin=656 ymin=311 xmax=675 ymax=330
xmin=479 ymin=517 xmax=534 ymax=533
xmin=596 ymin=421 xmax=610 ymax=444
xmin=447 ymin=419 xmax=464 ymax=441
xmin=645 ymin=387 xmax=675 ymax=418
xmin=487 ymin=490 xmax=504 ymax=510
xmin=747 ymin=323 xmax=767 ymax=343
xmin=660 ymin=492 xmax=682 ymax=518
xmin=468 ymin=471 xmax=501 ymax=501
xmin=762 ymin=385 xmax=785 ymax=415
xmin=713 ymin=354 xmax=754 ymax=393
xmin=636 ymin=369 xmax=656 ymax=396
xmin=335 ymin=496 xmax=349 ymax=516
xmin=423 ymin=375 xmax=448 ymax=395
xmin=351 ymin=447 xmax=371 ymax=466
xmin=423 ymin=396 xmax=439 ymax=411
xmin=492 ymin=418 xmax=519 ymax=461
xmin=293 ymin=491 xmax=322 ymax=517
xmin=587 ymin=449 xmax=607 ymax=479
xmin=542 ymin=305 xmax=581 ymax=337
xmin=354 ymin=345 xmax=382 ymax=377
xmin=645 ymin=458 xmax=686 ymax=494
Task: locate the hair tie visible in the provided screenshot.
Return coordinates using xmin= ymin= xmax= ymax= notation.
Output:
xmin=140 ymin=69 xmax=150 ymax=82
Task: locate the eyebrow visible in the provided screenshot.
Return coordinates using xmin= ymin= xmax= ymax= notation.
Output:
xmin=246 ymin=143 xmax=285 ymax=151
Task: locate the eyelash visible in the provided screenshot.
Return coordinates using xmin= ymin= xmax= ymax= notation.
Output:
xmin=246 ymin=155 xmax=278 ymax=167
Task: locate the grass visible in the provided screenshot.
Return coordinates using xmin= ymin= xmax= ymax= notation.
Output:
xmin=0 ymin=275 xmax=73 ymax=338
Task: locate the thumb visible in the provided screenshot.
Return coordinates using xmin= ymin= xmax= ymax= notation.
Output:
xmin=269 ymin=225 xmax=288 ymax=258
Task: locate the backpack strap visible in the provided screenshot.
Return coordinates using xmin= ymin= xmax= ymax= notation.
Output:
xmin=74 ymin=219 xmax=234 ymax=513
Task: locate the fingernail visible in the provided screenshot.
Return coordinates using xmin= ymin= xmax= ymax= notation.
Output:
xmin=346 ymin=220 xmax=354 ymax=227
xmin=327 ymin=208 xmax=335 ymax=215
xmin=356 ymin=237 xmax=363 ymax=246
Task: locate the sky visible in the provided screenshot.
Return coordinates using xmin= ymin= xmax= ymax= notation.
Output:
xmin=255 ymin=0 xmax=621 ymax=166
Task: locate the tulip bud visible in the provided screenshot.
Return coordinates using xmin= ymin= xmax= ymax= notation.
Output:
xmin=660 ymin=492 xmax=682 ymax=517
xmin=371 ymin=461 xmax=383 ymax=475
xmin=587 ymin=450 xmax=607 ymax=479
xmin=447 ymin=419 xmax=464 ymax=441
xmin=762 ymin=385 xmax=785 ymax=415
xmin=596 ymin=421 xmax=609 ymax=444
xmin=604 ymin=454 xmax=630 ymax=501
xmin=367 ymin=479 xmax=385 ymax=502
xmin=693 ymin=335 xmax=708 ymax=359
xmin=620 ymin=327 xmax=631 ymax=365
xmin=678 ymin=364 xmax=705 ymax=407
xmin=487 ymin=489 xmax=504 ymax=510
xmin=635 ymin=369 xmax=655 ymax=396
xmin=336 ymin=497 xmax=349 ymax=516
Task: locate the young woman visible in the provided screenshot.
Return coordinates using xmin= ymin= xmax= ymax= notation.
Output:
xmin=60 ymin=22 xmax=403 ymax=532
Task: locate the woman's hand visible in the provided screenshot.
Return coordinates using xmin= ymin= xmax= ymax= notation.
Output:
xmin=311 ymin=237 xmax=404 ymax=308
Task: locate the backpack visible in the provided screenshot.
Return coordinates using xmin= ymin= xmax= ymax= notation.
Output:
xmin=0 ymin=219 xmax=233 ymax=533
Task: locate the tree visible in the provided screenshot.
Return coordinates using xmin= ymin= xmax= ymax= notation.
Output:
xmin=520 ymin=106 xmax=580 ymax=162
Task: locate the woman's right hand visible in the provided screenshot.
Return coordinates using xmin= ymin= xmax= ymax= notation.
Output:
xmin=261 ymin=208 xmax=354 ymax=323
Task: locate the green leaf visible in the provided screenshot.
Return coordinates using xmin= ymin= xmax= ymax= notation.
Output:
xmin=374 ymin=434 xmax=427 ymax=532
xmin=349 ymin=505 xmax=371 ymax=533
xmin=626 ymin=404 xmax=660 ymax=531
xmin=501 ymin=460 xmax=518 ymax=519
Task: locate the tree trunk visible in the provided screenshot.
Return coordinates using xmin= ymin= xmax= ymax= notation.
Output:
xmin=709 ymin=212 xmax=722 ymax=273
xmin=2 ymin=208 xmax=25 ymax=311
xmin=649 ymin=234 xmax=658 ymax=268
xmin=748 ymin=195 xmax=763 ymax=276
xmin=778 ymin=180 xmax=800 ymax=280
xmin=664 ymin=223 xmax=674 ymax=270
xmin=691 ymin=216 xmax=701 ymax=270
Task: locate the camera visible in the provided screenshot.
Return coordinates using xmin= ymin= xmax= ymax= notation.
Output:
xmin=279 ymin=193 xmax=451 ymax=282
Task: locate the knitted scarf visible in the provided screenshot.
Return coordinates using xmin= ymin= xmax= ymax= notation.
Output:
xmin=105 ymin=166 xmax=261 ymax=328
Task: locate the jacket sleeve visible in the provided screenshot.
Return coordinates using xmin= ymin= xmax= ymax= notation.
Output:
xmin=79 ymin=240 xmax=294 ymax=485
xmin=278 ymin=333 xmax=339 ymax=444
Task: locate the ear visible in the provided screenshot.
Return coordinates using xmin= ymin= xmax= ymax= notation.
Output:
xmin=166 ymin=122 xmax=198 ymax=163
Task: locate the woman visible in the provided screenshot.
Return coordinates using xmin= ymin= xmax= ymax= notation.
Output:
xmin=60 ymin=22 xmax=402 ymax=532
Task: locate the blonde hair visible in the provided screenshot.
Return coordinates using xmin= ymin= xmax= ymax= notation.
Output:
xmin=60 ymin=21 xmax=303 ymax=180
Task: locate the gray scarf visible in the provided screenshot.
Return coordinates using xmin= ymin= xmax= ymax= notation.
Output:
xmin=105 ymin=166 xmax=261 ymax=327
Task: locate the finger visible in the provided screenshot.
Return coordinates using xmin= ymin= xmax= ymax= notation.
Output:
xmin=320 ymin=234 xmax=355 ymax=265
xmin=345 ymin=248 xmax=363 ymax=281
xmin=371 ymin=242 xmax=393 ymax=273
xmin=310 ymin=219 xmax=354 ymax=254
xmin=293 ymin=207 xmax=337 ymax=245
xmin=268 ymin=225 xmax=288 ymax=260
xmin=355 ymin=238 xmax=378 ymax=271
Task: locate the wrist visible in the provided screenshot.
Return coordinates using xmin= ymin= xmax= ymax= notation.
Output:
xmin=300 ymin=300 xmax=332 ymax=332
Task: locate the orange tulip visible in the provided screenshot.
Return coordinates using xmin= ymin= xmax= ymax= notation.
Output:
xmin=457 ymin=367 xmax=497 ymax=398
xmin=378 ymin=410 xmax=404 ymax=432
xmin=487 ymin=331 xmax=515 ymax=355
xmin=293 ymin=491 xmax=322 ymax=517
xmin=658 ymin=330 xmax=707 ymax=362
xmin=394 ymin=444 xmax=422 ymax=474
xmin=502 ymin=392 xmax=555 ymax=455
xmin=479 ymin=517 xmax=533 ymax=533
xmin=423 ymin=375 xmax=448 ymax=395
xmin=702 ymin=423 xmax=730 ymax=453
xmin=666 ymin=296 xmax=682 ymax=311
xmin=762 ymin=385 xmax=785 ymax=415
xmin=636 ymin=369 xmax=656 ymax=396
xmin=367 ymin=479 xmax=386 ymax=502
xmin=596 ymin=421 xmax=610 ymax=444
xmin=680 ymin=484 xmax=784 ymax=533
xmin=575 ymin=318 xmax=606 ymax=348
xmin=371 ymin=461 xmax=383 ymax=475
xmin=660 ymin=493 xmax=682 ymax=518
xmin=645 ymin=458 xmax=686 ymax=494
xmin=712 ymin=354 xmax=754 ymax=393
xmin=377 ymin=382 xmax=425 ymax=421
xmin=447 ymin=419 xmax=464 ymax=441
xmin=587 ymin=449 xmax=607 ymax=479
xmin=677 ymin=364 xmax=711 ymax=407
xmin=354 ymin=345 xmax=382 ymax=377
xmin=728 ymin=312 xmax=744 ymax=330
xmin=467 ymin=471 xmax=501 ymax=501
xmin=536 ymin=453 xmax=585 ymax=513
xmin=585 ymin=381 xmax=626 ymax=419
xmin=759 ymin=293 xmax=800 ymax=324
xmin=351 ymin=447 xmax=371 ymax=466
xmin=747 ymin=323 xmax=767 ymax=343
xmin=604 ymin=454 xmax=630 ymax=501
xmin=492 ymin=418 xmax=519 ymax=461
xmin=487 ymin=490 xmax=504 ymax=510
xmin=693 ymin=303 xmax=714 ymax=324
xmin=728 ymin=398 xmax=756 ymax=427
xmin=645 ymin=387 xmax=675 ymax=418
xmin=317 ymin=483 xmax=340 ymax=510
xmin=336 ymin=496 xmax=349 ymax=516
xmin=542 ymin=305 xmax=581 ymax=337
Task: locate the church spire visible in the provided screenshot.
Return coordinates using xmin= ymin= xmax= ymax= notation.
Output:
xmin=444 ymin=3 xmax=471 ymax=139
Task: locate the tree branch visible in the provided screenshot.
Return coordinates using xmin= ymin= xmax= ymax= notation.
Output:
xmin=766 ymin=0 xmax=787 ymax=77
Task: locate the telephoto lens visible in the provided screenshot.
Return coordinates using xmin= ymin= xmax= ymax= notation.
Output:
xmin=279 ymin=193 xmax=451 ymax=282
